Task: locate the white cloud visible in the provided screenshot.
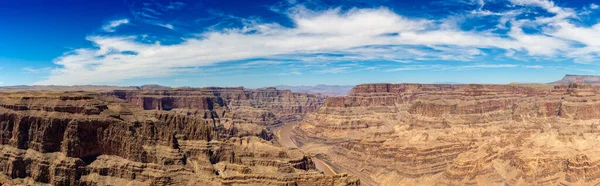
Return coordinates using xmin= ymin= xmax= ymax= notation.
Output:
xmin=591 ymin=3 xmax=599 ymax=10
xmin=102 ymin=19 xmax=129 ymax=32
xmin=158 ymin=23 xmax=174 ymax=30
xmin=37 ymin=2 xmax=600 ymax=85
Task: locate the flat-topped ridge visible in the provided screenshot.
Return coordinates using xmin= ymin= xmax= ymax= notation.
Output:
xmin=551 ymin=74 xmax=600 ymax=84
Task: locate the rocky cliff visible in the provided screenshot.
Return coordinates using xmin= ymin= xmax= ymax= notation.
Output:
xmin=295 ymin=83 xmax=600 ymax=185
xmin=107 ymin=87 xmax=324 ymax=126
xmin=0 ymin=90 xmax=358 ymax=185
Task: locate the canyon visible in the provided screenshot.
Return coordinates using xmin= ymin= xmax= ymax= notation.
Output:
xmin=294 ymin=83 xmax=600 ymax=185
xmin=2 ymin=76 xmax=600 ymax=185
xmin=0 ymin=88 xmax=358 ymax=185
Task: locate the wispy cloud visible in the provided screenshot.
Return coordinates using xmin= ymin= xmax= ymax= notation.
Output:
xmin=312 ymin=67 xmax=350 ymax=74
xmin=36 ymin=1 xmax=600 ymax=85
xmin=23 ymin=67 xmax=51 ymax=74
xmin=102 ymin=19 xmax=129 ymax=32
xmin=457 ymin=64 xmax=518 ymax=70
xmin=386 ymin=67 xmax=424 ymax=72
xmin=386 ymin=64 xmax=520 ymax=72
xmin=525 ymin=65 xmax=544 ymax=69
xmin=166 ymin=2 xmax=186 ymax=10
xmin=157 ymin=23 xmax=174 ymax=30
xmin=275 ymin=71 xmax=303 ymax=76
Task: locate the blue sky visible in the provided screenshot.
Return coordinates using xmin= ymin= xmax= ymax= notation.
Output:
xmin=1 ymin=0 xmax=600 ymax=87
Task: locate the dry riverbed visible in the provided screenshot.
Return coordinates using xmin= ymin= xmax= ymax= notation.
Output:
xmin=272 ymin=122 xmax=337 ymax=176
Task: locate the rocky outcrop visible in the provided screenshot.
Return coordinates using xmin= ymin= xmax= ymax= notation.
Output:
xmin=0 ymin=91 xmax=358 ymax=186
xmin=295 ymin=83 xmax=600 ymax=185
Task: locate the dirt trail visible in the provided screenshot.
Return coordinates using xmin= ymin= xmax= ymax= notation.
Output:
xmin=273 ymin=123 xmax=337 ymax=176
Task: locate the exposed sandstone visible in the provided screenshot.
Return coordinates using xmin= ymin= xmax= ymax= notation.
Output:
xmin=295 ymin=83 xmax=600 ymax=185
xmin=107 ymin=87 xmax=324 ymax=126
xmin=0 ymin=90 xmax=358 ymax=186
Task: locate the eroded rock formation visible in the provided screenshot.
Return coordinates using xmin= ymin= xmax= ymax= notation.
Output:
xmin=0 ymin=89 xmax=358 ymax=185
xmin=108 ymin=87 xmax=324 ymax=126
xmin=295 ymin=83 xmax=600 ymax=185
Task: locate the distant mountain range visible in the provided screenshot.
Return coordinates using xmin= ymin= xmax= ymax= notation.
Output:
xmin=549 ymin=74 xmax=600 ymax=85
xmin=273 ymin=84 xmax=354 ymax=96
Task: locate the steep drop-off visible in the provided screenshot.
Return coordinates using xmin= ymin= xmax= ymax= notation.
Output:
xmin=0 ymin=90 xmax=358 ymax=186
xmin=295 ymin=83 xmax=600 ymax=185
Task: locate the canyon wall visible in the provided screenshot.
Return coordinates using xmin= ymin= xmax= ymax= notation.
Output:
xmin=0 ymin=90 xmax=357 ymax=185
xmin=295 ymin=83 xmax=600 ymax=185
xmin=108 ymin=87 xmax=324 ymax=126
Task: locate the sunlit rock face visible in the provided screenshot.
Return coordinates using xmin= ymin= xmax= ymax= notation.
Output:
xmin=0 ymin=89 xmax=358 ymax=186
xmin=108 ymin=87 xmax=325 ymax=126
xmin=295 ymin=83 xmax=600 ymax=185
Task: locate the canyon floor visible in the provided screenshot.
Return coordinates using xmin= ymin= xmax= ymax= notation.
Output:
xmin=271 ymin=122 xmax=336 ymax=176
xmin=2 ymin=80 xmax=600 ymax=185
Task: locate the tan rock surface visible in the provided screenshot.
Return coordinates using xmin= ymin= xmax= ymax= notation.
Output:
xmin=108 ymin=87 xmax=324 ymax=126
xmin=295 ymin=83 xmax=600 ymax=185
xmin=0 ymin=90 xmax=358 ymax=186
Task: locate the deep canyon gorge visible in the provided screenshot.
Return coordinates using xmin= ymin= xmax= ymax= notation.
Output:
xmin=1 ymin=75 xmax=600 ymax=185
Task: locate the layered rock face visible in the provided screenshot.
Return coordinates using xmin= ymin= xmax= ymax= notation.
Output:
xmin=295 ymin=83 xmax=600 ymax=185
xmin=0 ymin=90 xmax=358 ymax=185
xmin=108 ymin=87 xmax=324 ymax=126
